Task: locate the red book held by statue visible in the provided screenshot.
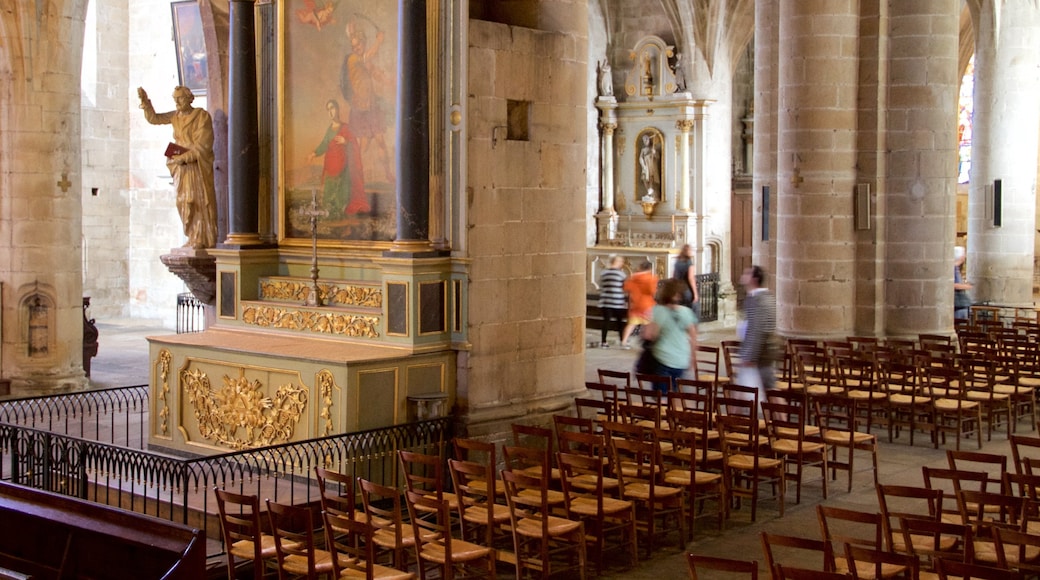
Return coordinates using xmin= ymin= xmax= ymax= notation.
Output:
xmin=164 ymin=142 xmax=189 ymax=158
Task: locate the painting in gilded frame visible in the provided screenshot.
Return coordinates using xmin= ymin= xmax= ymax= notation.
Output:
xmin=280 ymin=1 xmax=398 ymax=245
xmin=171 ymin=1 xmax=208 ymax=95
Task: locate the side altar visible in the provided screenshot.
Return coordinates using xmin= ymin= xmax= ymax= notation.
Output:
xmin=148 ymin=248 xmax=463 ymax=455
xmin=588 ymin=36 xmax=718 ymax=295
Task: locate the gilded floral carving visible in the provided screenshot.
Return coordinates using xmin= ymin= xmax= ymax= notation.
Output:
xmin=242 ymin=305 xmax=379 ymax=337
xmin=318 ymin=370 xmax=335 ymax=436
xmin=157 ymin=349 xmax=172 ymax=436
xmin=181 ymin=368 xmax=308 ymax=449
xmin=260 ymin=280 xmax=382 ymax=308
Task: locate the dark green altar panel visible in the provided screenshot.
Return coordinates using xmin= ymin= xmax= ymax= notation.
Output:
xmin=357 ymin=369 xmax=396 ymax=430
xmin=419 ymin=281 xmax=445 ymax=334
xmin=387 ymin=282 xmax=408 ymax=336
xmin=219 ymin=272 xmax=236 ymax=318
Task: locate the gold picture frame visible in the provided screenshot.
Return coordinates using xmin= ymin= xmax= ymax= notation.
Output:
xmin=278 ymin=2 xmax=400 ymax=247
xmin=170 ymin=1 xmax=207 ymax=95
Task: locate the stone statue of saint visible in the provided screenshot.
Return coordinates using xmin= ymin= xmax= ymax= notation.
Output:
xmin=673 ymin=52 xmax=687 ymax=92
xmin=639 ymin=133 xmax=660 ymax=198
xmin=597 ymin=59 xmax=613 ymax=97
xmin=138 ymin=86 xmax=218 ymax=249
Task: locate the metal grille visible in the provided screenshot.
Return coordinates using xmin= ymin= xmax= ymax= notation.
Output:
xmin=176 ymin=292 xmax=205 ymax=333
xmin=696 ymin=272 xmax=720 ymax=322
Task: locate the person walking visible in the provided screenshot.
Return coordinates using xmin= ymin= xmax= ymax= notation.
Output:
xmin=621 ymin=261 xmax=658 ymax=349
xmin=598 ymin=256 xmax=628 ymax=348
xmin=737 ymin=265 xmax=778 ymax=396
xmin=638 ymin=278 xmax=699 ymax=394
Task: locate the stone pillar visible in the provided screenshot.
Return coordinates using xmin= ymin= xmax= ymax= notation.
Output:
xmin=389 ymin=0 xmax=434 ymax=254
xmin=0 ymin=0 xmax=89 ymax=392
xmin=881 ymin=1 xmax=960 ymax=336
xmin=752 ymin=0 xmax=779 ymax=273
xmin=775 ymin=3 xmax=859 ymax=338
xmin=224 ymin=0 xmax=262 ymax=247
xmin=968 ymin=1 xmax=1040 ymax=306
xmin=676 ymin=119 xmax=693 ymax=212
xmin=600 ymin=121 xmax=617 ymax=212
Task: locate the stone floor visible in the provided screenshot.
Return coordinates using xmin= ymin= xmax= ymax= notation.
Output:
xmin=84 ymin=319 xmax=1022 ymax=578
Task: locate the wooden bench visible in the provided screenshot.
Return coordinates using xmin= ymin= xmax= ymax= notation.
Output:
xmin=0 ymin=481 xmax=204 ymax=579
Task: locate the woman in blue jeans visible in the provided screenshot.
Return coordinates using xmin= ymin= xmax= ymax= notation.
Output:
xmin=637 ymin=278 xmax=699 ymax=394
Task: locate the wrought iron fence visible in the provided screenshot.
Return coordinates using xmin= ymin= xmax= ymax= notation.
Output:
xmin=0 ymin=385 xmax=150 ymax=448
xmin=696 ymin=272 xmax=720 ymax=322
xmin=0 ymin=415 xmax=454 ymax=557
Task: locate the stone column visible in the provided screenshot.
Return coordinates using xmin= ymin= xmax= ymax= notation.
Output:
xmin=224 ymin=0 xmax=262 ymax=246
xmin=753 ymin=0 xmax=779 ymax=273
xmin=775 ymin=3 xmax=859 ymax=337
xmin=389 ymin=0 xmax=434 ymax=254
xmin=0 ymin=0 xmax=89 ymax=392
xmin=600 ymin=121 xmax=617 ymax=213
xmin=676 ymin=119 xmax=693 ymax=212
xmin=968 ymin=1 xmax=1040 ymax=306
xmin=881 ymin=1 xmax=960 ymax=335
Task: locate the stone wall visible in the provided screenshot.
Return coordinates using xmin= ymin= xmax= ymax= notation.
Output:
xmin=463 ymin=16 xmax=589 ymax=431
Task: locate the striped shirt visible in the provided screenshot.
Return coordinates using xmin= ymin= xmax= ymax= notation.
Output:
xmin=598 ymin=268 xmax=628 ymax=309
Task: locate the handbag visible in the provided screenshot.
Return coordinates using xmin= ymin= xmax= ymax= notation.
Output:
xmin=635 ymin=343 xmax=658 ymax=375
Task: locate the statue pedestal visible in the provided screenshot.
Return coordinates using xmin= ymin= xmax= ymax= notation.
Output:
xmin=160 ymin=249 xmax=217 ymax=305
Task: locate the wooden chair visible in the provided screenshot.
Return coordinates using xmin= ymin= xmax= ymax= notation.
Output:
xmin=720 ymin=339 xmax=742 ymax=381
xmin=453 ymin=437 xmax=504 ymax=496
xmin=960 ymin=356 xmax=1012 ymax=441
xmin=510 ymin=423 xmax=561 ymax=484
xmin=554 ymin=413 xmax=595 ymax=441
xmin=574 ymin=397 xmax=614 ymax=427
xmin=842 ymin=543 xmax=918 ymax=580
xmin=694 ymin=344 xmax=721 ymax=385
xmin=502 ymin=444 xmax=566 ymax=507
xmin=315 ymin=467 xmax=360 ymax=521
xmin=636 ymin=371 xmax=676 ymax=396
xmin=926 ymin=364 xmax=983 ymax=450
xmin=557 ymin=449 xmax=637 ymax=574
xmin=398 ymin=449 xmax=458 ymax=511
xmin=816 ymin=505 xmax=897 ymax=577
xmin=1010 ymin=434 xmax=1040 ymax=475
xmin=934 ymin=557 xmax=1022 ymax=580
xmin=447 ymin=458 xmax=511 ymax=556
xmin=597 ymin=369 xmax=632 ymax=405
xmin=667 ymin=407 xmax=723 ymax=473
xmin=500 ymin=467 xmax=587 ymax=579
xmin=921 ymin=466 xmax=990 ymax=524
xmin=761 ymin=532 xmax=836 ymax=577
xmin=947 ymin=449 xmax=1007 ymax=494
xmin=656 ymin=425 xmax=725 ymax=533
xmin=812 ymin=393 xmax=879 ymax=493
xmin=214 ymin=488 xmax=278 ymax=580
xmin=762 ymin=400 xmax=828 ymax=504
xmin=686 ymin=553 xmax=759 ymax=579
xmin=404 ymin=489 xmax=497 ymax=580
xmin=266 ymin=500 xmax=336 ymax=580
xmin=879 ymin=357 xmax=933 ymax=446
xmin=776 ymin=565 xmax=852 ymax=580
xmin=833 ymin=349 xmax=885 ymax=434
xmin=585 ymin=380 xmax=620 ymax=414
xmin=610 ymin=431 xmax=686 ymax=556
xmin=673 ymin=378 xmax=715 ymax=414
xmin=620 ymin=401 xmax=663 ymax=430
xmin=899 ymin=517 xmax=971 ymax=575
xmin=322 ymin=510 xmax=415 ymax=580
xmin=992 ymin=526 xmax=1040 ymax=575
xmin=358 ymin=477 xmax=414 ymax=571
xmin=715 ymin=398 xmax=784 ymax=522
xmin=876 ymin=484 xmax=948 ymax=555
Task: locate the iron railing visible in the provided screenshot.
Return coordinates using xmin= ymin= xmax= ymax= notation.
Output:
xmin=696 ymin=272 xmax=720 ymax=322
xmin=0 ymin=385 xmax=150 ymax=448
xmin=0 ymin=414 xmax=454 ymax=557
xmin=176 ymin=292 xmax=206 ymax=334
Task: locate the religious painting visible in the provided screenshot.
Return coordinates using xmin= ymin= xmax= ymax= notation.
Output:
xmin=635 ymin=128 xmax=664 ymax=202
xmin=280 ymin=1 xmax=399 ymax=246
xmin=171 ymin=1 xmax=207 ymax=95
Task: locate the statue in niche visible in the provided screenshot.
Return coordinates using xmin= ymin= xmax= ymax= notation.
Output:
xmin=638 ymin=133 xmax=661 ymax=199
xmin=597 ymin=59 xmax=614 ymax=97
xmin=138 ymin=86 xmax=218 ymax=249
xmin=672 ymin=52 xmax=687 ymax=92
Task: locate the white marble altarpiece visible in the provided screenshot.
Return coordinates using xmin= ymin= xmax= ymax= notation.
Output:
xmin=591 ymin=36 xmax=713 ymax=283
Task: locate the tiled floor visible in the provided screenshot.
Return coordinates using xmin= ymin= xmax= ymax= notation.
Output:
xmin=86 ymin=320 xmax=1024 ymax=578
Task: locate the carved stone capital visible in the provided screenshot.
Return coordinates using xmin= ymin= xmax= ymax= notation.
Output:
xmin=160 ymin=250 xmax=217 ymax=305
xmin=676 ymin=119 xmax=695 ymax=132
xmin=599 ymin=121 xmax=617 ymax=135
